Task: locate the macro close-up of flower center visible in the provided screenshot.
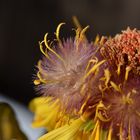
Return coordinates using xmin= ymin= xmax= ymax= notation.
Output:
xmin=30 ymin=23 xmax=140 ymax=140
xmin=33 ymin=24 xmax=103 ymax=114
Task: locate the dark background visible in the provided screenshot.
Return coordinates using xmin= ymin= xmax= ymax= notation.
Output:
xmin=0 ymin=0 xmax=140 ymax=105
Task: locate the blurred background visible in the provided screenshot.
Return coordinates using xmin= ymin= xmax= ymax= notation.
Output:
xmin=0 ymin=0 xmax=140 ymax=105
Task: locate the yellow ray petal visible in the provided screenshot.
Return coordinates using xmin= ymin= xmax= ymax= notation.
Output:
xmin=38 ymin=118 xmax=85 ymax=140
xmin=29 ymin=97 xmax=63 ymax=131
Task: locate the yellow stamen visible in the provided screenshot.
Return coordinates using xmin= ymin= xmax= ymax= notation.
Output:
xmin=110 ymin=81 xmax=122 ymax=93
xmin=74 ymin=25 xmax=89 ymax=50
xmin=72 ymin=16 xmax=82 ymax=31
xmin=125 ymin=66 xmax=132 ymax=81
xmin=44 ymin=33 xmax=64 ymax=62
xmin=84 ymin=60 xmax=106 ymax=79
xmin=80 ymin=84 xmax=86 ymax=95
xmin=79 ymin=25 xmax=89 ymax=41
xmin=74 ymin=28 xmax=81 ymax=50
xmin=94 ymin=121 xmax=100 ymax=140
xmin=98 ymin=84 xmax=106 ymax=97
xmin=34 ymin=79 xmax=41 ymax=85
xmin=37 ymin=72 xmax=47 ymax=84
xmin=37 ymin=60 xmax=48 ymax=77
xmin=117 ymin=64 xmax=121 ymax=75
xmin=90 ymin=120 xmax=100 ymax=140
xmin=107 ymin=125 xmax=112 ymax=140
xmin=39 ymin=41 xmax=50 ymax=59
xmin=55 ymin=23 xmax=65 ymax=44
xmin=79 ymin=95 xmax=90 ymax=115
xmin=94 ymin=34 xmax=100 ymax=45
xmin=94 ymin=101 xmax=110 ymax=122
xmin=100 ymin=36 xmax=106 ymax=45
xmin=75 ymin=28 xmax=81 ymax=40
xmin=85 ymin=57 xmax=98 ymax=73
xmin=104 ymin=68 xmax=111 ymax=87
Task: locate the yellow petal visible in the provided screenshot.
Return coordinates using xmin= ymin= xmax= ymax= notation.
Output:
xmin=38 ymin=118 xmax=84 ymax=140
xmin=29 ymin=97 xmax=62 ymax=131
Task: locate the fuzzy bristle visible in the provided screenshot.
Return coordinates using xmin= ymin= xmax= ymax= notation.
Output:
xmin=36 ymin=37 xmax=101 ymax=114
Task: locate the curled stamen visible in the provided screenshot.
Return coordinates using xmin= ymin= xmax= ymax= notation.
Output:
xmin=54 ymin=23 xmax=65 ymax=44
xmin=84 ymin=60 xmax=106 ymax=79
xmin=39 ymin=41 xmax=50 ymax=59
xmin=79 ymin=25 xmax=89 ymax=41
xmin=44 ymin=33 xmax=65 ymax=63
xmin=37 ymin=71 xmax=47 ymax=84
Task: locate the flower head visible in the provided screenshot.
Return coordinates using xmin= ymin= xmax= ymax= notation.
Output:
xmin=31 ymin=24 xmax=140 ymax=140
xmin=99 ymin=68 xmax=140 ymax=139
xmin=34 ymin=24 xmax=106 ymax=115
xmin=102 ymin=27 xmax=140 ymax=73
xmin=96 ymin=28 xmax=140 ymax=140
